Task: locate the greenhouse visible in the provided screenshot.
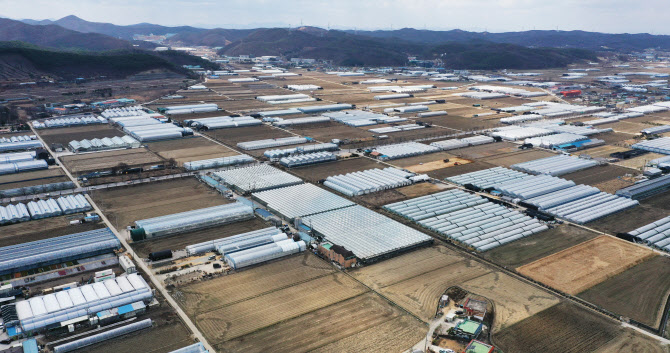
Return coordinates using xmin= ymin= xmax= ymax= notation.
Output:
xmin=279 ymin=152 xmax=336 ymax=167
xmin=374 ymin=142 xmax=440 ymax=160
xmin=185 ymin=227 xmax=283 ymax=256
xmin=303 ymin=205 xmax=432 ymax=261
xmin=133 ymin=203 xmax=254 ymax=239
xmin=0 ymin=228 xmax=120 ymax=275
xmin=183 ymin=155 xmax=254 ymax=171
xmin=53 ymin=319 xmax=153 ymax=353
xmin=324 ymin=167 xmax=414 ymax=196
xmin=511 ymin=155 xmax=599 ymax=176
xmin=213 ymin=164 xmax=302 ymax=193
xmin=225 ymin=239 xmax=306 ymax=269
xmin=237 ymin=136 xmax=309 ymax=150
xmin=253 ymin=183 xmax=355 ymax=220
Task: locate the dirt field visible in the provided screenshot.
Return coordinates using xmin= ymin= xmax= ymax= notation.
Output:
xmin=351 ymin=246 xmax=559 ymax=331
xmin=593 ymin=329 xmax=670 ymax=353
xmin=357 ymin=183 xmax=450 ymax=207
xmin=388 ymin=151 xmax=455 ymax=168
xmin=480 ymin=149 xmax=558 ymax=168
xmin=403 ymin=157 xmax=472 ymax=173
xmin=561 ymin=164 xmax=639 ymax=187
xmin=144 ymin=136 xmax=239 ymax=165
xmin=219 ymin=294 xmax=426 ymax=353
xmin=615 ymin=152 xmax=666 ymax=169
xmin=285 ymin=121 xmax=376 ymax=142
xmin=579 ymin=256 xmax=670 ymax=327
xmin=640 ymin=189 xmax=670 ymax=211
xmin=90 ymin=177 xmax=227 ymax=228
xmin=482 ymin=224 xmax=600 ymax=268
xmin=493 ymin=302 xmax=621 ymax=353
xmin=287 ymin=157 xmax=385 ymax=182
xmin=37 ymin=124 xmax=124 ymax=146
xmin=517 ymin=236 xmax=655 ymax=295
xmin=0 ymin=217 xmax=104 ymax=247
xmin=132 ymin=218 xmax=269 ymax=258
xmin=61 ymin=148 xmax=163 ymax=174
xmin=0 ymin=167 xmax=69 ymax=189
xmin=429 ymin=160 xmax=498 ymax=179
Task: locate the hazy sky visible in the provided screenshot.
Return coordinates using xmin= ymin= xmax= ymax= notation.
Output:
xmin=1 ymin=0 xmax=669 ymax=34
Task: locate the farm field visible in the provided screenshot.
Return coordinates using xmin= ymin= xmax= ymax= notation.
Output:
xmin=90 ymin=177 xmax=227 ymax=228
xmin=144 ymin=136 xmax=240 ymax=165
xmin=578 ymin=255 xmax=670 ymax=327
xmin=196 ymin=272 xmax=366 ymax=341
xmin=60 ymin=148 xmax=163 ymax=174
xmin=0 ymin=216 xmax=104 ymax=247
xmin=0 ymin=167 xmax=69 ymax=189
xmin=516 ymin=236 xmax=655 ymax=295
xmin=287 ymin=157 xmax=385 ymax=182
xmin=37 ymin=124 xmax=124 ymax=146
xmin=593 ymin=329 xmax=670 ymax=353
xmin=220 ymin=294 xmax=426 ymax=353
xmin=482 ymin=224 xmax=600 ymax=268
xmin=428 ymin=160 xmax=498 ymax=179
xmin=351 ymin=246 xmax=559 ymax=330
xmin=561 ymin=164 xmax=639 ymax=187
xmin=285 ymin=121 xmax=376 ymax=141
xmin=493 ymin=302 xmax=621 ymax=353
xmin=640 ymin=189 xmax=670 ymax=211
xmin=480 ymin=149 xmax=557 ymax=167
xmin=131 ymin=218 xmax=269 ymax=258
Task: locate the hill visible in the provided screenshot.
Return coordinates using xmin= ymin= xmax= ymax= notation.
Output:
xmin=0 ymin=18 xmax=135 ymax=51
xmin=168 ymin=28 xmax=256 ymax=47
xmin=219 ymin=28 xmax=596 ymax=68
xmin=21 ymin=15 xmax=205 ymax=41
xmin=351 ymin=28 xmax=670 ymax=52
xmin=0 ymin=42 xmax=217 ymax=80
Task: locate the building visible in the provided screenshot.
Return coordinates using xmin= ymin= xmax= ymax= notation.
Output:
xmin=453 ymin=319 xmax=483 ymax=340
xmin=463 ymin=298 xmax=487 ymax=321
xmin=463 ymin=339 xmax=495 ymax=353
xmin=318 ymin=243 xmax=357 ymax=268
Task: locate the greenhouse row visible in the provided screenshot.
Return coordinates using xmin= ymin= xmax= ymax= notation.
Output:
xmin=0 ymin=135 xmax=36 ymax=143
xmin=0 ymin=151 xmax=36 ymax=164
xmin=253 ymin=183 xmax=356 ymax=220
xmin=0 ymin=159 xmax=48 ymax=175
xmin=523 ymin=185 xmax=602 ymax=210
xmin=0 ymin=181 xmax=75 ymax=198
xmin=16 ymin=273 xmax=150 ymax=332
xmin=384 ymin=189 xmax=489 ymax=222
xmin=185 ymin=116 xmax=261 ymax=130
xmin=237 ymin=136 xmax=309 ymax=150
xmin=213 ymin=164 xmax=303 ymax=193
xmin=256 ymin=93 xmax=311 ymax=102
xmin=417 ymin=110 xmax=448 ymax=118
xmin=324 ymin=167 xmax=414 ymax=196
xmin=287 ymin=84 xmax=321 ymax=91
xmin=511 ymin=155 xmax=599 ymax=176
xmin=489 ymin=126 xmax=553 ymax=141
xmin=0 ymin=228 xmax=120 ymax=275
xmin=544 ymin=192 xmax=639 ymax=224
xmin=374 ymin=93 xmax=412 ymax=100
xmin=185 ymin=227 xmax=283 ymax=256
xmin=302 ymin=205 xmax=432 ymax=261
xmin=459 ymin=92 xmax=507 ymax=99
xmin=374 ymin=142 xmax=440 ymax=160
xmin=627 ymin=216 xmax=670 ymax=252
xmin=272 ymin=116 xmax=330 ymax=127
xmin=542 ymin=124 xmax=611 ymax=136
xmin=126 ymin=124 xmax=192 ymax=142
xmin=160 ymin=103 xmax=219 ymax=115
xmin=68 ymin=136 xmax=140 ymax=152
xmin=430 ymin=135 xmax=494 ymax=150
xmin=499 ymin=114 xmax=543 ymax=124
xmin=280 ymin=151 xmax=336 ymax=167
xmin=0 ymin=140 xmax=42 ymax=153
xmin=54 ymin=319 xmax=153 ymax=353
xmin=616 ymin=174 xmax=670 ymax=200
xmin=369 ymin=123 xmax=425 ymax=134
xmin=632 ymin=137 xmax=670 ymax=154
xmin=263 ymin=142 xmax=338 ymax=159
xmin=389 ymin=105 xmax=429 ymax=113
xmin=133 ymin=203 xmax=254 ymax=239
xmin=109 ymin=116 xmax=162 ymax=128
xmin=101 ymin=106 xmax=147 ymax=118
xmin=183 ymin=154 xmax=254 ymax=171
xmin=296 ymin=103 xmax=353 ymax=114
xmin=225 ymin=239 xmax=306 ymax=269
xmin=642 ymin=125 xmax=670 ymax=135
xmin=32 ymin=115 xmax=107 ymax=129
xmin=0 ymin=194 xmax=91 ymax=224
xmin=524 ymin=133 xmax=589 ymax=148
xmin=495 ymin=174 xmax=576 ymax=200
xmin=446 ymin=167 xmax=529 ymax=189
xmin=324 ymin=110 xmax=402 ymax=127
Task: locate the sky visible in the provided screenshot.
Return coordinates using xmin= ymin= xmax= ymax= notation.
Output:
xmin=1 ymin=0 xmax=669 ymax=34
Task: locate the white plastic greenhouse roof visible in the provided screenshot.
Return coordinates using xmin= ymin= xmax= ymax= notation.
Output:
xmin=213 ymin=164 xmax=303 ymax=192
xmin=511 ymin=155 xmax=599 ymax=176
xmin=632 ymin=137 xmax=670 ymax=155
xmin=628 ymin=216 xmax=670 ymax=252
xmin=303 ymin=205 xmax=432 ymax=260
xmin=253 ymin=183 xmax=356 ymax=220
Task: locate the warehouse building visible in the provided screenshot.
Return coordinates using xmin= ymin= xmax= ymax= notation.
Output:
xmin=318 ymin=243 xmax=357 ymax=268
xmin=0 ymin=228 xmax=120 ymax=276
